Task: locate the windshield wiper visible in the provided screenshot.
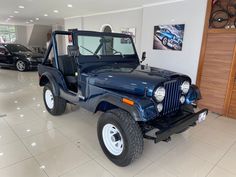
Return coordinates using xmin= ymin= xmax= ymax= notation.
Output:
xmin=108 ymin=47 xmax=124 ymax=58
xmin=80 ymin=45 xmax=101 ymax=59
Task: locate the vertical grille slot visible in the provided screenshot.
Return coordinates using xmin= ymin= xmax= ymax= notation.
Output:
xmin=162 ymin=80 xmax=181 ymax=115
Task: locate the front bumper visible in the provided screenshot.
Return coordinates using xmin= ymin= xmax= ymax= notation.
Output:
xmin=143 ymin=108 xmax=208 ymax=143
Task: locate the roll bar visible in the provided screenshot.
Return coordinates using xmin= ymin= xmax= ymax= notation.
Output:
xmin=43 ymin=30 xmax=75 ymax=69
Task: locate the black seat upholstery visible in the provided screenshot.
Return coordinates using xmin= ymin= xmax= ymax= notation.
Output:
xmin=58 ymin=55 xmax=76 ymax=76
xmin=58 ymin=55 xmax=77 ymax=85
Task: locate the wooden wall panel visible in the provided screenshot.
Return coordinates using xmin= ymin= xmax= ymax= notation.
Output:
xmin=226 ymin=45 xmax=236 ymax=118
xmin=198 ymin=33 xmax=236 ymax=114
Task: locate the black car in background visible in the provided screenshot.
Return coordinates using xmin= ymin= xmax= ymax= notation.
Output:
xmin=0 ymin=43 xmax=43 ymax=71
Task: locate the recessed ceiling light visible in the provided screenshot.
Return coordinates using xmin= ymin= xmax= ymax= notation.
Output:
xmin=35 ymin=18 xmax=39 ymax=21
xmin=18 ymin=5 xmax=24 ymax=9
xmin=40 ymin=165 xmax=46 ymax=169
xmin=14 ymin=11 xmax=19 ymax=14
xmin=9 ymin=15 xmax=14 ymax=18
xmin=53 ymin=10 xmax=59 ymax=13
xmin=67 ymin=4 xmax=72 ymax=8
xmin=31 ymin=142 xmax=37 ymax=147
xmin=44 ymin=14 xmax=48 ymax=17
xmin=30 ymin=20 xmax=33 ymax=22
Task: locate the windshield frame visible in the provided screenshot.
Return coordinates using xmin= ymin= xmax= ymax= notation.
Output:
xmin=43 ymin=30 xmax=139 ymax=70
xmin=74 ymin=30 xmax=138 ymax=57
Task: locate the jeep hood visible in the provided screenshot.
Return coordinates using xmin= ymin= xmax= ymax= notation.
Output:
xmin=87 ymin=63 xmax=189 ymax=97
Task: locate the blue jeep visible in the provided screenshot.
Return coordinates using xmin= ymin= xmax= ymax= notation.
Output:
xmin=38 ymin=30 xmax=208 ymax=166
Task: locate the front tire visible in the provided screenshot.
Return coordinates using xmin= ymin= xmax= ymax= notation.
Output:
xmin=162 ymin=37 xmax=168 ymax=46
xmin=97 ymin=109 xmax=143 ymax=167
xmin=43 ymin=84 xmax=66 ymax=115
xmin=16 ymin=60 xmax=27 ymax=72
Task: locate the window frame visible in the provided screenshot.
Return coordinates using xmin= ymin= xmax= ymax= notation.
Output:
xmin=0 ymin=25 xmax=16 ymax=43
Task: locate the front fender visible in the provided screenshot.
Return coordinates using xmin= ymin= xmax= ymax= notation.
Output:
xmin=39 ymin=72 xmax=60 ymax=96
xmin=83 ymin=86 xmax=158 ymax=122
xmin=95 ymin=94 xmax=142 ymax=121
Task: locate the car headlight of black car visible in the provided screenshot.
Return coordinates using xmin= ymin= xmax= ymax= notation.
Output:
xmin=181 ymin=81 xmax=190 ymax=94
xmin=154 ymin=86 xmax=166 ymax=102
xmin=26 ymin=57 xmax=34 ymax=61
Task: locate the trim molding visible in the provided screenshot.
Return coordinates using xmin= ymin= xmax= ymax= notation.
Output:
xmin=64 ymin=7 xmax=142 ymax=20
xmin=64 ymin=0 xmax=184 ymax=20
xmin=143 ymin=0 xmax=184 ymax=8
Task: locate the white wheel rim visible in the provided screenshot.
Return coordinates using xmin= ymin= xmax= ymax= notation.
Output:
xmin=163 ymin=38 xmax=167 ymax=45
xmin=16 ymin=61 xmax=25 ymax=71
xmin=45 ymin=89 xmax=54 ymax=109
xmin=102 ymin=123 xmax=124 ymax=156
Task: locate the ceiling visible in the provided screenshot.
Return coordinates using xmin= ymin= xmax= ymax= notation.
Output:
xmin=0 ymin=0 xmax=177 ymax=26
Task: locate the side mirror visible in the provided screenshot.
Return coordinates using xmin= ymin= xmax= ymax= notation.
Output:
xmin=141 ymin=51 xmax=146 ymax=63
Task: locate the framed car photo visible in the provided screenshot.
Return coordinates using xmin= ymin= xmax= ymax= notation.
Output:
xmin=153 ymin=24 xmax=185 ymax=51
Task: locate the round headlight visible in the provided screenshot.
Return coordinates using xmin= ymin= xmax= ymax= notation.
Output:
xmin=181 ymin=81 xmax=190 ymax=94
xmin=154 ymin=87 xmax=166 ymax=102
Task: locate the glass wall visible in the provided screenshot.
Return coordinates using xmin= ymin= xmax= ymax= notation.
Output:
xmin=0 ymin=25 xmax=16 ymax=43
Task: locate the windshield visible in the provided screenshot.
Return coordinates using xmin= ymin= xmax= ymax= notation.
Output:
xmin=4 ymin=44 xmax=31 ymax=53
xmin=77 ymin=35 xmax=135 ymax=56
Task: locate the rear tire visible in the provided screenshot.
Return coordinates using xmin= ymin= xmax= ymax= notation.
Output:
xmin=97 ymin=109 xmax=143 ymax=167
xmin=43 ymin=84 xmax=66 ymax=115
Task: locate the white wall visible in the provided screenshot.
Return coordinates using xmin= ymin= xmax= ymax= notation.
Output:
xmin=64 ymin=9 xmax=143 ymax=55
xmin=64 ymin=0 xmax=208 ymax=83
xmin=52 ymin=24 xmax=65 ymax=54
xmin=64 ymin=17 xmax=83 ymax=31
xmin=28 ymin=25 xmax=52 ymax=47
xmin=141 ymin=0 xmax=207 ymax=83
xmin=83 ymin=9 xmax=143 ymax=54
xmin=15 ymin=25 xmax=28 ymax=46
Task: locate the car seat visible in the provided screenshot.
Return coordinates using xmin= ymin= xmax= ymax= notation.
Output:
xmin=57 ymin=52 xmax=77 ymax=91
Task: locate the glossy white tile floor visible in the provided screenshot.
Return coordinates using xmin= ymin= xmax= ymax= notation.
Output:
xmin=1 ymin=69 xmax=236 ymax=177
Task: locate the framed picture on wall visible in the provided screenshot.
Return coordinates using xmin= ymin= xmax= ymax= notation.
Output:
xmin=120 ymin=27 xmax=136 ymax=43
xmin=153 ymin=24 xmax=185 ymax=51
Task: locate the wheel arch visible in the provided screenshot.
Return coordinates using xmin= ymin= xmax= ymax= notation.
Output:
xmin=94 ymin=96 xmax=143 ymax=122
xmin=39 ymin=73 xmax=60 ymax=96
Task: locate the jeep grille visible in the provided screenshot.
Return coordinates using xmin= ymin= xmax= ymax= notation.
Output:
xmin=162 ymin=80 xmax=181 ymax=115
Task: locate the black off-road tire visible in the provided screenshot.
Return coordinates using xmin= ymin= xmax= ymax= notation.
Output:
xmin=43 ymin=84 xmax=66 ymax=115
xmin=97 ymin=109 xmax=143 ymax=167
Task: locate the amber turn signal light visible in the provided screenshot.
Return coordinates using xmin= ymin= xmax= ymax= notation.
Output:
xmin=122 ymin=98 xmax=134 ymax=106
